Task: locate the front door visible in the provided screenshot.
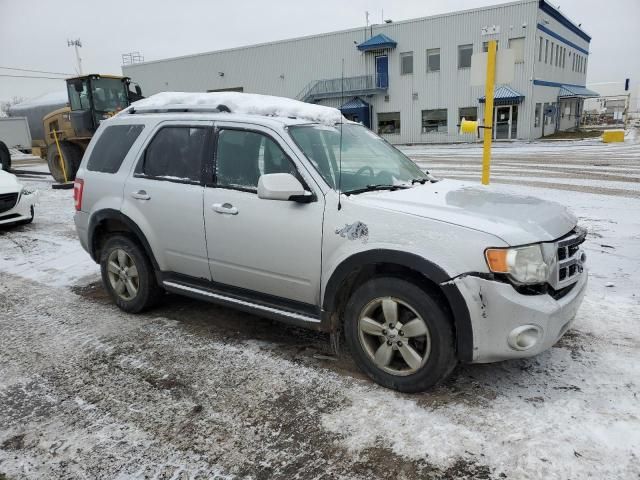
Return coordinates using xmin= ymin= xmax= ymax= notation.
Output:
xmin=494 ymin=106 xmax=511 ymax=140
xmin=493 ymin=105 xmax=518 ymax=140
xmin=202 ymin=123 xmax=324 ymax=305
xmin=121 ymin=121 xmax=212 ymax=279
xmin=376 ymin=55 xmax=388 ymax=88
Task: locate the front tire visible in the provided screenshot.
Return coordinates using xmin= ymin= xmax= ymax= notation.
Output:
xmin=100 ymin=235 xmax=163 ymax=313
xmin=47 ymin=141 xmax=82 ymax=183
xmin=344 ymin=277 xmax=457 ymax=393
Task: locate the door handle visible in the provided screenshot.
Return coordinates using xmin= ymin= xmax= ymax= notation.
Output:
xmin=131 ymin=190 xmax=151 ymax=200
xmin=212 ymin=202 xmax=238 ymax=215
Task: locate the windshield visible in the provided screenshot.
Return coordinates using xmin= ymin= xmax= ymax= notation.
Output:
xmin=289 ymin=124 xmax=429 ymax=192
xmin=91 ymin=78 xmax=128 ymax=113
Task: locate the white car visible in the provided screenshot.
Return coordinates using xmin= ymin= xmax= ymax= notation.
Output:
xmin=0 ymin=169 xmax=37 ymax=226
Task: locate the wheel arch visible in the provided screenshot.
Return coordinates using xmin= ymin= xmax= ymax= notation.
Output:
xmin=88 ymin=209 xmax=159 ymax=272
xmin=322 ymin=249 xmax=473 ymax=362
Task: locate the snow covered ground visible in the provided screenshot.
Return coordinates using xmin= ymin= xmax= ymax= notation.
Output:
xmin=0 ymin=132 xmax=639 ymax=479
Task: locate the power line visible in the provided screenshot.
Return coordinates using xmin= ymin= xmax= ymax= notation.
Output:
xmin=0 ymin=74 xmax=68 ymax=80
xmin=0 ymin=66 xmax=72 ymax=76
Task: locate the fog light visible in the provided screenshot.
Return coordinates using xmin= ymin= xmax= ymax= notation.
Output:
xmin=508 ymin=325 xmax=542 ymax=351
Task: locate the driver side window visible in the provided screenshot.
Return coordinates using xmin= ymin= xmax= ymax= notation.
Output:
xmin=215 ymin=129 xmax=297 ymax=191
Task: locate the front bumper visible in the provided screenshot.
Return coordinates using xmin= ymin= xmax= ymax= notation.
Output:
xmin=453 ymin=269 xmax=588 ymax=363
xmin=0 ymin=190 xmax=37 ymax=225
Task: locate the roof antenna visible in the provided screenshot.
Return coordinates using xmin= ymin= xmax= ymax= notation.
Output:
xmin=338 ymin=58 xmax=344 ymax=211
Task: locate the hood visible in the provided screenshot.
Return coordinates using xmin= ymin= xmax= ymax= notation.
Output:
xmin=0 ymin=170 xmax=21 ymax=193
xmin=350 ymin=179 xmax=576 ymax=245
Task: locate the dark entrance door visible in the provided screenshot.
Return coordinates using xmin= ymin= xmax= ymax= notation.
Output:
xmin=375 ymin=55 xmax=388 ymax=88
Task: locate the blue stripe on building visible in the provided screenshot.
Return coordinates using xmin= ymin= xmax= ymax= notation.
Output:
xmin=538 ymin=0 xmax=591 ymax=42
xmin=537 ymin=24 xmax=589 ymax=55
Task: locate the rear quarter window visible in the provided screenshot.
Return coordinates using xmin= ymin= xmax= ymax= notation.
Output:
xmin=86 ymin=124 xmax=144 ymax=173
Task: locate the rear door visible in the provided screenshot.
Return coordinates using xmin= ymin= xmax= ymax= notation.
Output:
xmin=121 ymin=120 xmax=212 ymax=279
xmin=202 ymin=122 xmax=324 ymax=305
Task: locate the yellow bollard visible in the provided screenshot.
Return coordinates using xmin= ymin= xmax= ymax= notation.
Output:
xmin=602 ymin=130 xmax=624 ymax=143
xmin=52 ymin=130 xmax=69 ymax=183
xmin=481 ymin=40 xmax=497 ymax=185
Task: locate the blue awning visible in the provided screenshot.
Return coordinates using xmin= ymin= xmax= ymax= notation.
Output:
xmin=558 ymin=85 xmax=599 ymax=98
xmin=341 ymin=97 xmax=369 ymax=109
xmin=479 ymin=85 xmax=524 ymax=105
xmin=356 ymin=34 xmax=397 ymax=52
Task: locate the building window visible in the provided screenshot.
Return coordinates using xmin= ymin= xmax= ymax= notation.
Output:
xmin=400 ymin=52 xmax=413 ymax=75
xmin=545 ymin=39 xmax=549 ymax=63
xmin=422 ymin=109 xmax=448 ymax=133
xmin=556 ymin=44 xmax=560 ymax=66
xmin=377 ymin=112 xmax=400 ymax=134
xmin=426 ymin=48 xmax=440 ymax=72
xmin=509 ymin=37 xmax=525 ymax=63
xmin=535 ymin=103 xmax=541 ymax=128
xmin=459 ymin=107 xmax=477 ymax=124
xmin=482 ymin=41 xmax=499 ymax=52
xmin=538 ymin=37 xmax=543 ymax=61
xmin=458 ymin=44 xmax=473 ymax=68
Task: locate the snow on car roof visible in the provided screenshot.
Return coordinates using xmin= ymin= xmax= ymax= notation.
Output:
xmin=126 ymin=91 xmax=345 ymax=125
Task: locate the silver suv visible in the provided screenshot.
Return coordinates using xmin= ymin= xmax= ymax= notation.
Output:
xmin=73 ymin=93 xmax=587 ymax=392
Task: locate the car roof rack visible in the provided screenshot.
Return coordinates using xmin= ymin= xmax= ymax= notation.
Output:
xmin=128 ymin=104 xmax=231 ymax=114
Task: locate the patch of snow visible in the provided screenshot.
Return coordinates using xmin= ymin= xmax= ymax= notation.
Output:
xmin=124 ymin=91 xmax=345 ymax=125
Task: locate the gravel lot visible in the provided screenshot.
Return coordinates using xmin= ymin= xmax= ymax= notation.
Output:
xmin=1 ymin=132 xmax=639 ymax=479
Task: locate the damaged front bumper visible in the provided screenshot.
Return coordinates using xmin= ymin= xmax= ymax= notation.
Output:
xmin=450 ymin=270 xmax=588 ymax=363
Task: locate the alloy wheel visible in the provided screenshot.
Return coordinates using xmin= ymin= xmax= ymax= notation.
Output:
xmin=357 ymin=297 xmax=431 ymax=376
xmin=107 ymin=249 xmax=139 ymax=301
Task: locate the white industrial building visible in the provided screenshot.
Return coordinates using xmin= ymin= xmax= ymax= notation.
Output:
xmin=123 ymin=0 xmax=597 ymax=144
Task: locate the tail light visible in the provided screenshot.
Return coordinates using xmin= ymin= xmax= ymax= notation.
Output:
xmin=73 ymin=178 xmax=84 ymax=211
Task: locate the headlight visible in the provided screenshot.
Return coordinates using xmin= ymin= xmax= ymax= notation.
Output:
xmin=485 ymin=244 xmax=550 ymax=284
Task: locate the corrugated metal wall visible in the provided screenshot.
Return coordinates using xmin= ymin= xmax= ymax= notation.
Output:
xmin=123 ymin=0 xmax=584 ymax=143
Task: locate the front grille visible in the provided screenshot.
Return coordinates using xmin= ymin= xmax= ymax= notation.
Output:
xmin=555 ymin=228 xmax=586 ymax=288
xmin=0 ymin=192 xmax=19 ymax=214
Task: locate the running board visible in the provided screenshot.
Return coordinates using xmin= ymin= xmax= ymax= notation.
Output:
xmin=162 ymin=280 xmax=323 ymax=329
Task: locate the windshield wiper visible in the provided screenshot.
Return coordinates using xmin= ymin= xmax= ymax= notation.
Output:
xmin=344 ymin=184 xmax=410 ymax=196
xmin=411 ymin=178 xmax=428 ymax=185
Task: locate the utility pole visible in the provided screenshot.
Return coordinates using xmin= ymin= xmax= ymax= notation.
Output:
xmin=67 ymin=38 xmax=83 ymax=75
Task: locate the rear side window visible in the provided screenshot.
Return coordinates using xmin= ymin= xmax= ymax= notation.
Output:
xmin=138 ymin=127 xmax=208 ymax=182
xmin=87 ymin=124 xmax=144 ymax=173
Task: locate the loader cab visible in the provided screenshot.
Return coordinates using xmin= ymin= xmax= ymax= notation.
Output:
xmin=66 ymin=75 xmax=142 ymax=136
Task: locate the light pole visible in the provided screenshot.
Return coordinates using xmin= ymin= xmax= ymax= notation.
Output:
xmin=67 ymin=38 xmax=83 ymax=75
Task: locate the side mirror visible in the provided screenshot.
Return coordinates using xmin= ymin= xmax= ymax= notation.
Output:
xmin=258 ymin=173 xmax=311 ymax=202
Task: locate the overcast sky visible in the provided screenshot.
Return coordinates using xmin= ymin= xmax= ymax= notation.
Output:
xmin=1 ymin=0 xmax=638 ymax=103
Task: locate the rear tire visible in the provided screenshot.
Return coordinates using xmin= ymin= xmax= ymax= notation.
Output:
xmin=100 ymin=235 xmax=163 ymax=313
xmin=47 ymin=141 xmax=82 ymax=183
xmin=344 ymin=277 xmax=457 ymax=393
xmin=0 ymin=141 xmax=11 ymax=172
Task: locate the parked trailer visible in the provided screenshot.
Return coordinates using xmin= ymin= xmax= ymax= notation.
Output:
xmin=0 ymin=117 xmax=33 ymax=171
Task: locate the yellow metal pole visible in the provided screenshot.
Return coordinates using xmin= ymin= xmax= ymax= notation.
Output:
xmin=52 ymin=130 xmax=69 ymax=183
xmin=481 ymin=40 xmax=497 ymax=185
